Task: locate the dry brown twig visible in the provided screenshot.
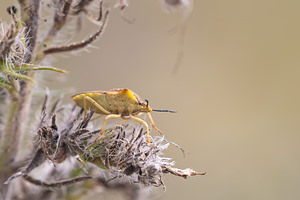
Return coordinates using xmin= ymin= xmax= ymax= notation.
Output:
xmin=43 ymin=10 xmax=109 ymax=55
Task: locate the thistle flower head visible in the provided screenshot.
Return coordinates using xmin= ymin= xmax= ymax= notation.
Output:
xmin=0 ymin=12 xmax=35 ymax=91
xmin=13 ymin=96 xmax=204 ymax=190
xmin=0 ymin=13 xmax=28 ymax=69
xmin=35 ymin=100 xmax=174 ymax=188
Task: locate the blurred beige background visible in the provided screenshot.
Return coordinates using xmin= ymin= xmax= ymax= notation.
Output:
xmin=2 ymin=0 xmax=300 ymax=199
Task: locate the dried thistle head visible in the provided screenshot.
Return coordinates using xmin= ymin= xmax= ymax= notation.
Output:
xmin=35 ymin=99 xmax=174 ymax=188
xmin=5 ymin=96 xmax=204 ymax=192
xmin=82 ymin=126 xmax=173 ymax=188
xmin=0 ymin=9 xmax=27 ymax=65
xmin=0 ymin=10 xmax=31 ymax=87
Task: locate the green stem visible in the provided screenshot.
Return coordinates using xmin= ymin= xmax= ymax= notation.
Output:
xmin=0 ymin=78 xmax=12 ymax=91
xmin=4 ymin=69 xmax=35 ymax=83
xmin=0 ymin=62 xmax=35 ymax=83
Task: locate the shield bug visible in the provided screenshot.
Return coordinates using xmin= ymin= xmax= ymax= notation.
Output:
xmin=72 ymin=88 xmax=176 ymax=144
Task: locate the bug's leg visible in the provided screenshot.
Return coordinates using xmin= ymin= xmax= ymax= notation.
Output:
xmin=91 ymin=114 xmax=103 ymax=122
xmin=147 ymin=112 xmax=163 ymax=135
xmin=130 ymin=116 xmax=151 ymax=144
xmin=83 ymin=96 xmax=88 ymax=116
xmin=94 ymin=114 xmax=121 ymax=142
xmin=84 ymin=96 xmax=111 ymax=116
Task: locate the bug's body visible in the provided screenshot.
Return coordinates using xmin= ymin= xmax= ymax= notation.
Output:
xmin=72 ymin=89 xmax=151 ymax=116
xmin=72 ymin=88 xmax=171 ymax=144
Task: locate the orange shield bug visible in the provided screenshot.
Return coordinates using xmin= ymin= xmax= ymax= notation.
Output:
xmin=72 ymin=88 xmax=176 ymax=144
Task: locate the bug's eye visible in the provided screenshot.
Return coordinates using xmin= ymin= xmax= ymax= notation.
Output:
xmin=145 ymin=99 xmax=149 ymax=107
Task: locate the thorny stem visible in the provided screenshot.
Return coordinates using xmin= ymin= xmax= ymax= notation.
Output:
xmin=6 ymin=76 xmax=19 ymax=100
xmin=18 ymin=0 xmax=40 ymax=62
xmin=0 ymin=97 xmax=19 ymax=199
xmin=1 ymin=0 xmax=40 ymax=159
xmin=1 ymin=99 xmax=19 ymax=160
xmin=0 ymin=0 xmax=40 ymax=198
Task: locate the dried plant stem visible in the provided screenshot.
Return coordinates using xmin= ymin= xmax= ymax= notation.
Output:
xmin=163 ymin=166 xmax=206 ymax=178
xmin=23 ymin=175 xmax=93 ymax=188
xmin=19 ymin=0 xmax=40 ymax=62
xmin=0 ymin=78 xmax=36 ymax=199
xmin=35 ymin=0 xmax=73 ymax=61
xmin=0 ymin=77 xmax=18 ymax=162
xmin=0 ymin=99 xmax=19 ymax=199
xmin=0 ymin=0 xmax=40 ymax=198
xmin=1 ymin=100 xmax=19 ymax=161
xmin=1 ymin=0 xmax=40 ymax=161
xmin=43 ymin=11 xmax=109 ymax=56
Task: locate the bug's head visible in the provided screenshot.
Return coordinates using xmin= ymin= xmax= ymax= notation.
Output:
xmin=138 ymin=99 xmax=152 ymax=112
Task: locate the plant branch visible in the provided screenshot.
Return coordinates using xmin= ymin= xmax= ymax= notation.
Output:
xmin=1 ymin=1 xmax=40 ymax=198
xmin=3 ymin=0 xmax=40 ymax=160
xmin=43 ymin=10 xmax=109 ymax=55
xmin=23 ymin=175 xmax=93 ymax=188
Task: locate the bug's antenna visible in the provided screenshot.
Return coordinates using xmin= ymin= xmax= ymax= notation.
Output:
xmin=152 ymin=109 xmax=177 ymax=113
